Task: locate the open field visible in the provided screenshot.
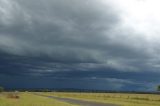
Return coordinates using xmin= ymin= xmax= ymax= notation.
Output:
xmin=39 ymin=92 xmax=160 ymax=106
xmin=1 ymin=92 xmax=160 ymax=106
xmin=0 ymin=92 xmax=78 ymax=106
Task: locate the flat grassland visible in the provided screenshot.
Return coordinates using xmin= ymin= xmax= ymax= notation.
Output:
xmin=40 ymin=92 xmax=160 ymax=106
xmin=0 ymin=92 xmax=78 ymax=106
xmin=1 ymin=92 xmax=160 ymax=106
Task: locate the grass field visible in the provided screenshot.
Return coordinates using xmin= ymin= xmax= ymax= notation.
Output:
xmin=1 ymin=92 xmax=160 ymax=106
xmin=40 ymin=92 xmax=160 ymax=106
xmin=0 ymin=92 xmax=78 ymax=106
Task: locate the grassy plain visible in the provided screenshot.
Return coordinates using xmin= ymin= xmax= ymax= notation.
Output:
xmin=1 ymin=92 xmax=160 ymax=106
xmin=0 ymin=92 xmax=78 ymax=106
xmin=40 ymin=92 xmax=160 ymax=106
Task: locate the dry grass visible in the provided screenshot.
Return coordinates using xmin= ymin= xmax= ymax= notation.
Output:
xmin=6 ymin=92 xmax=20 ymax=99
xmin=0 ymin=92 xmax=79 ymax=106
xmin=40 ymin=92 xmax=160 ymax=106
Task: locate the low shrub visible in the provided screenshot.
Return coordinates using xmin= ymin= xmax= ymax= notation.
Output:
xmin=7 ymin=93 xmax=20 ymax=99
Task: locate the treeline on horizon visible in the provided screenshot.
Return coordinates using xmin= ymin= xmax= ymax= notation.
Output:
xmin=3 ymin=88 xmax=160 ymax=94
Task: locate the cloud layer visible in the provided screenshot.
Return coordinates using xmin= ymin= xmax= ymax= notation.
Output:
xmin=0 ymin=0 xmax=160 ymax=91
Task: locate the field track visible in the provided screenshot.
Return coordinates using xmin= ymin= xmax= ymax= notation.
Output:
xmin=34 ymin=93 xmax=119 ymax=106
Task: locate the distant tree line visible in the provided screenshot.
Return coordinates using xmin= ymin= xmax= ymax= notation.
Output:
xmin=157 ymin=85 xmax=160 ymax=91
xmin=3 ymin=87 xmax=160 ymax=94
xmin=1 ymin=85 xmax=160 ymax=94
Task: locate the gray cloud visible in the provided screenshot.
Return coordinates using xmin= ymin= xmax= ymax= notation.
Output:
xmin=0 ymin=0 xmax=160 ymax=90
xmin=0 ymin=0 xmax=118 ymax=60
xmin=0 ymin=0 xmax=159 ymax=72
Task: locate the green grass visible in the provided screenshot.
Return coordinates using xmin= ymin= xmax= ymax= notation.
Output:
xmin=0 ymin=92 xmax=78 ymax=106
xmin=40 ymin=92 xmax=160 ymax=106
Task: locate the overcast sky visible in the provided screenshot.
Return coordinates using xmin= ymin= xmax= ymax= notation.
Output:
xmin=0 ymin=0 xmax=160 ymax=91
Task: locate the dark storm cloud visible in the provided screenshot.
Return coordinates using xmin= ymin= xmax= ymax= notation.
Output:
xmin=0 ymin=0 xmax=160 ymax=90
xmin=0 ymin=0 xmax=118 ymax=62
xmin=0 ymin=0 xmax=151 ymax=71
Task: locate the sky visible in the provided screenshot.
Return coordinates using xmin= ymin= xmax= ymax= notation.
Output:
xmin=0 ymin=0 xmax=160 ymax=91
